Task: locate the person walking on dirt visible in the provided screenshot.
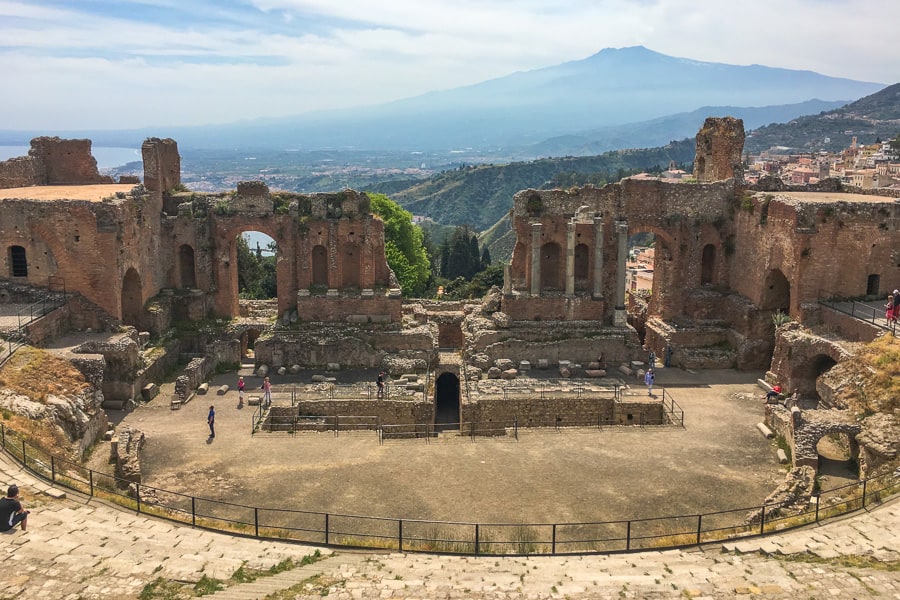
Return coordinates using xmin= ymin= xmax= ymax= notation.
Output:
xmin=644 ymin=369 xmax=655 ymax=396
xmin=237 ymin=376 xmax=245 ymax=408
xmin=376 ymin=371 xmax=385 ymax=398
xmin=207 ymin=405 xmax=216 ymax=438
xmin=262 ymin=376 xmax=272 ymax=408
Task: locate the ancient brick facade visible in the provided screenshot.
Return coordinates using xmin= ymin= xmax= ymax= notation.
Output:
xmin=0 ymin=137 xmax=113 ymax=189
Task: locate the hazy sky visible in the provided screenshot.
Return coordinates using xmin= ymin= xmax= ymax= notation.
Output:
xmin=2 ymin=0 xmax=897 ymax=130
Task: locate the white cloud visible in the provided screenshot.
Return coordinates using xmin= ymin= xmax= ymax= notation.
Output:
xmin=0 ymin=0 xmax=897 ymax=130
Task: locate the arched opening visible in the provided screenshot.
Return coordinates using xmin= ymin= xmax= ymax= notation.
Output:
xmin=240 ymin=329 xmax=261 ymax=362
xmin=626 ymin=233 xmax=655 ymax=293
xmin=312 ymin=244 xmax=328 ymax=287
xmin=866 ymin=273 xmax=880 ymax=297
xmin=700 ymin=244 xmax=716 ymax=285
xmin=438 ymin=323 xmax=463 ymax=348
xmin=121 ymin=268 xmax=143 ymax=329
xmin=793 ymin=353 xmax=838 ymax=400
xmin=816 ymin=432 xmax=860 ymax=490
xmin=761 ymin=269 xmax=790 ymax=311
xmin=178 ymin=244 xmax=196 ymax=288
xmin=434 ymin=372 xmax=460 ymax=431
xmin=9 ymin=245 xmax=27 ymax=277
xmin=574 ymin=243 xmax=589 ymax=290
xmin=540 ymin=242 xmax=561 ymax=291
xmin=237 ymin=232 xmax=277 ymax=299
xmin=342 ymin=243 xmax=360 ymax=288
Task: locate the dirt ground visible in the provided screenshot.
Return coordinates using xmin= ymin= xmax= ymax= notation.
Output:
xmin=101 ymin=367 xmax=792 ymax=528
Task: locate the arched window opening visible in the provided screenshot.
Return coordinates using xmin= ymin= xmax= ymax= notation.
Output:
xmin=342 ymin=243 xmax=360 ymax=288
xmin=574 ymin=243 xmax=589 ymax=290
xmin=540 ymin=242 xmax=561 ymax=291
xmin=9 ymin=246 xmax=27 ymax=277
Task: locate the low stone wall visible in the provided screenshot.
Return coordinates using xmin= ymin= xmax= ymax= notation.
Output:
xmin=296 ymin=294 xmax=402 ymax=323
xmin=465 ymin=396 xmax=664 ymax=427
xmin=113 ymin=427 xmax=145 ymax=485
xmin=811 ymin=305 xmax=881 ymax=343
xmin=296 ymin=399 xmax=432 ymax=425
xmin=501 ymin=295 xmax=605 ymax=322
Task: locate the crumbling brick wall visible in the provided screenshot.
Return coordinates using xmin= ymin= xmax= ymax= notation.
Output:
xmin=694 ymin=116 xmax=744 ymax=183
xmin=0 ymin=137 xmax=114 ymax=189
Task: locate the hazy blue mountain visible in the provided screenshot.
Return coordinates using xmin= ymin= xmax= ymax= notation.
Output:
xmin=0 ymin=46 xmax=884 ymax=152
xmin=528 ymin=99 xmax=850 ymax=157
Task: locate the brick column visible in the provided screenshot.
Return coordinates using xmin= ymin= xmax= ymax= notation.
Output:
xmin=592 ymin=216 xmax=604 ymax=299
xmin=565 ymin=221 xmax=575 ymax=297
xmin=614 ymin=220 xmax=628 ymax=326
xmin=530 ymin=222 xmax=542 ymax=297
xmin=503 ymin=262 xmax=512 ymax=295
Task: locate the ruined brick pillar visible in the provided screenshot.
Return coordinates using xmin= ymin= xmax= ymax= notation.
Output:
xmin=142 ymin=138 xmax=181 ymax=192
xmin=614 ymin=221 xmax=628 ymax=326
xmin=565 ymin=221 xmax=575 ymax=297
xmin=503 ymin=262 xmax=512 ymax=295
xmin=592 ymin=216 xmax=604 ymax=298
xmin=530 ymin=222 xmax=542 ymax=297
xmin=694 ymin=117 xmax=745 ymax=183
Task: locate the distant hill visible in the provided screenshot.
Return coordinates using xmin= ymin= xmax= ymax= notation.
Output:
xmin=367 ymin=139 xmax=695 ymax=231
xmin=529 ymin=99 xmax=849 ymax=157
xmin=745 ymin=82 xmax=900 ymax=153
xmin=0 ymin=46 xmax=883 ymax=152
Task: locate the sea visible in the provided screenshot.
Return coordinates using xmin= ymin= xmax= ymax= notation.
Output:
xmin=0 ymin=146 xmax=141 ymax=169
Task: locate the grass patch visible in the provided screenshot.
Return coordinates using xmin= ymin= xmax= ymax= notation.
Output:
xmin=773 ymin=551 xmax=900 ymax=572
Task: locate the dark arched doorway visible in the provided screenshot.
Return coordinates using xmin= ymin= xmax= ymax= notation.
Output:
xmin=435 ymin=372 xmax=460 ymax=431
xmin=761 ymin=269 xmax=790 ymax=311
xmin=9 ymin=245 xmax=27 ymax=277
xmin=574 ymin=243 xmax=589 ymax=290
xmin=178 ymin=244 xmax=196 ymax=288
xmin=121 ymin=268 xmax=143 ymax=328
xmin=342 ymin=243 xmax=360 ymax=288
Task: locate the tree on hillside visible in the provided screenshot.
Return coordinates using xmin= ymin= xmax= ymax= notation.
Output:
xmin=443 ymin=226 xmax=483 ymax=280
xmin=480 ymin=245 xmax=492 ymax=270
xmin=367 ymin=192 xmax=431 ymax=296
xmin=237 ymin=236 xmax=277 ymax=299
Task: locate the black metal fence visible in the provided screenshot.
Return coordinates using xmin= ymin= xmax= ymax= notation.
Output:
xmin=820 ymin=296 xmax=897 ymax=335
xmin=3 ymin=422 xmax=897 ymax=555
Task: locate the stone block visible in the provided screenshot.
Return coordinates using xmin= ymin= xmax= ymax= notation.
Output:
xmin=401 ymin=374 xmax=418 ymax=382
xmin=619 ymin=364 xmax=633 ymax=377
xmin=519 ymin=360 xmax=531 ymax=371
xmin=326 ymin=363 xmax=340 ymax=371
xmin=558 ymin=360 xmax=571 ymax=369
xmin=370 ymin=314 xmax=392 ymax=323
xmin=487 ymin=367 xmax=501 ymax=379
xmin=495 ymin=358 xmax=515 ymax=371
xmin=347 ymin=315 xmax=369 ymax=324
xmin=559 ymin=367 xmax=571 ymax=378
xmin=277 ymin=366 xmax=286 ymax=376
xmin=141 ymin=383 xmax=159 ymax=402
xmin=585 ymin=369 xmax=606 ymax=378
xmin=216 ymin=385 xmax=229 ymax=395
xmin=776 ymin=449 xmax=788 ymax=464
xmin=406 ymin=383 xmax=425 ymax=392
xmin=197 ymin=382 xmax=209 ymax=395
xmin=756 ymin=422 xmax=774 ymax=439
xmin=326 ymin=288 xmax=339 ymax=297
xmin=537 ymin=358 xmax=549 ymax=369
xmin=501 ymin=368 xmax=518 ymax=380
xmin=587 ymin=361 xmax=600 ymax=370
xmin=103 ymin=429 xmax=115 ymax=441
xmin=290 ymin=364 xmax=301 ymax=374
xmin=256 ymin=364 xmax=269 ymax=377
xmin=361 ymin=288 xmax=375 ymax=298
xmin=44 ymin=488 xmax=66 ymax=500
xmin=248 ymin=395 xmax=261 ymax=406
xmin=311 ymin=374 xmax=326 ymax=382
xmin=630 ymin=360 xmax=644 ymax=370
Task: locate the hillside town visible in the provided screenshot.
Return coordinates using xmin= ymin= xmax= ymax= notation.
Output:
xmin=746 ymin=137 xmax=900 ymax=188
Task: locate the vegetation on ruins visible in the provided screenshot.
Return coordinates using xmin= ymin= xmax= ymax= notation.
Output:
xmin=368 ymin=192 xmax=431 ymax=296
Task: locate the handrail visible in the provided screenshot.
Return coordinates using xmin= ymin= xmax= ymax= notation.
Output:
xmin=3 ymin=422 xmax=896 ymax=556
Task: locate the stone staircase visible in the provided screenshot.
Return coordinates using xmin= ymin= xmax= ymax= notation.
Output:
xmin=207 ymin=552 xmax=370 ymax=600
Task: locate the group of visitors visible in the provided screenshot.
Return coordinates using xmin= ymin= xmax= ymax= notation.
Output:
xmin=885 ymin=289 xmax=900 ymax=324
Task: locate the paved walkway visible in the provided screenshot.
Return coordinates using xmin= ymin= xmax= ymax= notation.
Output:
xmin=1 ymin=451 xmax=898 ymax=599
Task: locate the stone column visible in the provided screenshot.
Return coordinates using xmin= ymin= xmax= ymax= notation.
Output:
xmin=614 ymin=220 xmax=628 ymax=326
xmin=592 ymin=216 xmax=604 ymax=298
xmin=565 ymin=221 xmax=575 ymax=297
xmin=503 ymin=262 xmax=512 ymax=295
xmin=530 ymin=222 xmax=542 ymax=297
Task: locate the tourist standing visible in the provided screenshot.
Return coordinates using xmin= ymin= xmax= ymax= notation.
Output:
xmin=237 ymin=376 xmax=245 ymax=407
xmin=0 ymin=485 xmax=29 ymax=533
xmin=207 ymin=405 xmax=216 ymax=438
xmin=886 ymin=295 xmax=895 ymax=324
xmin=648 ymin=350 xmax=656 ymax=368
xmin=644 ymin=368 xmax=655 ymax=396
xmin=262 ymin=376 xmax=272 ymax=408
xmin=376 ymin=371 xmax=385 ymax=398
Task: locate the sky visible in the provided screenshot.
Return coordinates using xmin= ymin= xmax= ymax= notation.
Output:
xmin=2 ymin=0 xmax=898 ymax=131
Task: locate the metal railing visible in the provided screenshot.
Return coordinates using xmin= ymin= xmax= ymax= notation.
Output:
xmin=3 ymin=423 xmax=897 ymax=556
xmin=819 ymin=296 xmax=897 ymax=335
xmin=661 ymin=389 xmax=685 ymax=427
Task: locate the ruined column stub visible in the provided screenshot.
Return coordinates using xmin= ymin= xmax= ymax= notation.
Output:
xmin=530 ymin=222 xmax=542 ymax=297
xmin=502 ymin=262 xmax=512 ymax=295
xmin=614 ymin=220 xmax=628 ymax=326
xmin=565 ymin=221 xmax=575 ymax=297
xmin=694 ymin=117 xmax=745 ymax=183
xmin=592 ymin=216 xmax=604 ymax=298
xmin=142 ymin=137 xmax=181 ymax=193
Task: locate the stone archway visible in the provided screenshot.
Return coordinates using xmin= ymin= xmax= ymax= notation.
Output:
xmin=791 ymin=352 xmax=839 ymax=398
xmin=312 ymin=244 xmax=328 ymax=286
xmin=121 ymin=268 xmax=143 ymax=328
xmin=761 ymin=269 xmax=791 ymax=311
xmin=435 ymin=372 xmax=460 ymax=431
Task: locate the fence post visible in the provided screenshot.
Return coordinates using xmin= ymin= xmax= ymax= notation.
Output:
xmin=626 ymin=521 xmax=631 ymax=550
xmin=551 ymin=524 xmax=557 ymax=555
xmin=89 ymin=471 xmax=94 ymax=496
xmin=22 ymin=439 xmax=26 ymax=467
xmin=1 ymin=423 xmax=4 ymax=447
xmin=136 ymin=483 xmax=141 ymax=514
xmin=475 ymin=524 xmax=480 ymax=556
xmin=696 ymin=514 xmax=702 ymax=545
xmin=51 ymin=456 xmax=55 ymax=482
xmin=335 ymin=415 xmax=339 ymax=437
xmin=815 ymin=493 xmax=820 ymax=522
xmin=325 ymin=514 xmax=329 ymax=545
xmin=254 ymin=507 xmax=259 ymax=538
xmin=862 ymin=478 xmax=867 ymax=508
xmin=398 ymin=519 xmax=403 ymax=552
xmin=760 ymin=503 xmax=766 ymax=535
xmin=191 ymin=497 xmax=196 ymax=527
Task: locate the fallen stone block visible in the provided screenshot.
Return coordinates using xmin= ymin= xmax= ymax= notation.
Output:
xmin=277 ymin=366 xmax=287 ymax=376
xmin=587 ymin=361 xmax=600 ymax=370
xmin=326 ymin=363 xmax=340 ymax=371
xmin=501 ymin=368 xmax=518 ymax=380
xmin=216 ymin=385 xmax=229 ymax=395
xmin=311 ymin=374 xmax=326 ymax=382
xmin=406 ymin=383 xmax=425 ymax=392
xmin=559 ymin=367 xmax=571 ymax=378
xmin=519 ymin=360 xmax=531 ymax=371
xmin=401 ymin=373 xmax=418 ymax=382
xmin=44 ymin=488 xmax=66 ymax=500
xmin=248 ymin=395 xmax=261 ymax=406
xmin=141 ymin=383 xmax=159 ymax=402
xmin=756 ymin=422 xmax=774 ymax=439
xmin=537 ymin=358 xmax=549 ymax=369
xmin=256 ymin=364 xmax=269 ymax=378
xmin=777 ymin=449 xmax=789 ymax=464
xmin=585 ymin=369 xmax=606 ymax=378
xmin=103 ymin=429 xmax=115 ymax=441
xmin=487 ymin=367 xmax=501 ymax=379
xmin=290 ymin=364 xmax=301 ymax=374
xmin=558 ymin=360 xmax=571 ymax=369
xmin=370 ymin=315 xmax=392 ymax=324
xmin=197 ymin=383 xmax=210 ymax=395
xmin=618 ymin=364 xmax=633 ymax=377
